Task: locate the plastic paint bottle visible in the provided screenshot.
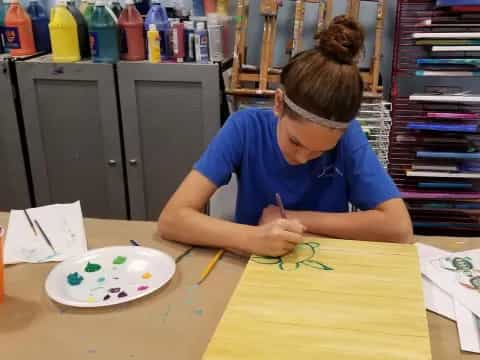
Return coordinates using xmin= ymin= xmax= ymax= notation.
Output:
xmin=194 ymin=20 xmax=208 ymax=63
xmin=147 ymin=23 xmax=160 ymax=63
xmin=183 ymin=19 xmax=195 ymax=62
xmin=170 ymin=17 xmax=184 ymax=62
xmin=66 ymin=0 xmax=90 ymax=58
xmin=144 ymin=0 xmax=169 ymax=60
xmin=49 ymin=0 xmax=80 ymax=62
xmin=118 ymin=0 xmax=144 ymax=60
xmin=27 ymin=0 xmax=50 ymax=52
xmin=88 ymin=0 xmax=119 ymax=63
xmin=207 ymin=13 xmax=223 ymax=62
xmin=4 ymin=0 xmax=36 ymax=56
xmin=191 ymin=0 xmax=204 ymax=16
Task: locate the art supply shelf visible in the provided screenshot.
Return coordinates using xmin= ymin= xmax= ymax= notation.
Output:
xmin=389 ymin=0 xmax=480 ymax=235
xmin=14 ymin=56 xmax=222 ymax=220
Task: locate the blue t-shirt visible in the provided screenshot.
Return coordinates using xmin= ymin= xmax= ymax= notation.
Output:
xmin=194 ymin=108 xmax=400 ymax=225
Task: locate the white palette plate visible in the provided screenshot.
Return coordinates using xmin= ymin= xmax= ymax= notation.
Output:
xmin=45 ymin=246 xmax=175 ymax=308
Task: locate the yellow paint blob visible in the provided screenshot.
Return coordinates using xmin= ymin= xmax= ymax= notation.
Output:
xmin=142 ymin=272 xmax=152 ymax=279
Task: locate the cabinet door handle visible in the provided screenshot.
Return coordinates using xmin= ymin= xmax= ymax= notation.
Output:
xmin=108 ymin=160 xmax=117 ymax=166
xmin=129 ymin=159 xmax=138 ymax=165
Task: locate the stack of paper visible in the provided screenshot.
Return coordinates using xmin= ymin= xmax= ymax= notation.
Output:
xmin=417 ymin=243 xmax=480 ymax=353
xmin=4 ymin=201 xmax=88 ymax=264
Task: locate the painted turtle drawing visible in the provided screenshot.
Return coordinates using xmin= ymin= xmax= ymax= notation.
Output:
xmin=440 ymin=256 xmax=474 ymax=272
xmin=251 ymin=242 xmax=333 ymax=271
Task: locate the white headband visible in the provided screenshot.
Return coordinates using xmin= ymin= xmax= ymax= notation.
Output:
xmin=283 ymin=94 xmax=349 ymax=130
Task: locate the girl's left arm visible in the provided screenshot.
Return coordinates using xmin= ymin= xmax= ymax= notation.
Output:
xmin=260 ymin=198 xmax=413 ymax=243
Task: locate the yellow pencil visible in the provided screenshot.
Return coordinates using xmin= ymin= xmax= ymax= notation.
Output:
xmin=197 ymin=249 xmax=225 ymax=285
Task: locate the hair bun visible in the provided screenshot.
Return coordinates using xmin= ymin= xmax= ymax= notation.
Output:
xmin=315 ymin=15 xmax=364 ymax=65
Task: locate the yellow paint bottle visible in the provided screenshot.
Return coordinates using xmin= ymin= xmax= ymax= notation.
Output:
xmin=147 ymin=23 xmax=161 ymax=64
xmin=49 ymin=0 xmax=80 ymax=62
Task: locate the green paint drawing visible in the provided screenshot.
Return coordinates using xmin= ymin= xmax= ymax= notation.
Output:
xmin=113 ymin=256 xmax=127 ymax=265
xmin=67 ymin=272 xmax=84 ymax=286
xmin=252 ymin=242 xmax=333 ymax=271
xmin=84 ymin=262 xmax=102 ymax=272
xmin=194 ymin=308 xmax=204 ymax=316
xmin=97 ymin=276 xmax=106 ymax=283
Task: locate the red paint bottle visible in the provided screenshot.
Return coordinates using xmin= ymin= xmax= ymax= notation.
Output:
xmin=118 ymin=0 xmax=145 ymax=61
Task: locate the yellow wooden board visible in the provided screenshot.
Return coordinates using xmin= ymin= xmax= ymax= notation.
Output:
xmin=204 ymin=237 xmax=432 ymax=360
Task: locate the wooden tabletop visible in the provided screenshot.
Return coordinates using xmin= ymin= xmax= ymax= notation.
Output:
xmin=0 ymin=212 xmax=478 ymax=359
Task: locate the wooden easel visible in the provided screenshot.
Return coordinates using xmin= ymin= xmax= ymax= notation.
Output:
xmin=291 ymin=0 xmax=332 ymax=56
xmin=228 ymin=0 xmax=281 ymax=97
xmin=228 ymin=0 xmax=385 ymax=99
xmin=346 ymin=0 xmax=385 ymax=96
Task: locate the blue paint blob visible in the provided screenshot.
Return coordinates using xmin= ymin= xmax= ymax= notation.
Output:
xmin=67 ymin=272 xmax=84 ymax=286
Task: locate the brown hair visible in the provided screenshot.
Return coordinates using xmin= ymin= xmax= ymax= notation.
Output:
xmin=281 ymin=15 xmax=365 ymax=124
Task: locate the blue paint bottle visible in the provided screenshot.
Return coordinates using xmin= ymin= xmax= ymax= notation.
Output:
xmin=144 ymin=0 xmax=169 ymax=60
xmin=191 ymin=0 xmax=204 ymax=16
xmin=26 ymin=0 xmax=50 ymax=52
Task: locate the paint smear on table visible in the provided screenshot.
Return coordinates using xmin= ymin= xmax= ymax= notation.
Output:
xmin=118 ymin=291 xmax=128 ymax=298
xmin=137 ymin=285 xmax=149 ymax=291
xmin=109 ymin=287 xmax=121 ymax=293
xmin=103 ymin=294 xmax=111 ymax=301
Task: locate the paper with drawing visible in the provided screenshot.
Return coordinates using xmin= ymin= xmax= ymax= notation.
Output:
xmin=4 ymin=201 xmax=88 ymax=264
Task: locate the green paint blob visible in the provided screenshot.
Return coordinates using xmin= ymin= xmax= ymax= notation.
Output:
xmin=97 ymin=276 xmax=106 ymax=283
xmin=194 ymin=308 xmax=204 ymax=316
xmin=67 ymin=272 xmax=84 ymax=286
xmin=84 ymin=262 xmax=102 ymax=272
xmin=113 ymin=256 xmax=127 ymax=265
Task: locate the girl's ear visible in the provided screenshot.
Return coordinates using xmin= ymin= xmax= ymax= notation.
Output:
xmin=273 ymin=88 xmax=285 ymax=118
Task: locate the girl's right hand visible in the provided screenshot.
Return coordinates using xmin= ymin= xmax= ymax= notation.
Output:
xmin=251 ymin=219 xmax=305 ymax=257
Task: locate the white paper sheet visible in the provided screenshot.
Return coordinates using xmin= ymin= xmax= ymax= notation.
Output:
xmin=422 ymin=249 xmax=480 ymax=317
xmin=455 ymin=300 xmax=480 ymax=353
xmin=417 ymin=243 xmax=480 ymax=353
xmin=416 ymin=243 xmax=456 ymax=320
xmin=4 ymin=201 xmax=88 ymax=264
xmin=422 ymin=275 xmax=456 ymax=320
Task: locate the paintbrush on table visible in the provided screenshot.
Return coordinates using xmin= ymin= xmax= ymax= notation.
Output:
xmin=23 ymin=209 xmax=38 ymax=236
xmin=34 ymin=219 xmax=56 ymax=254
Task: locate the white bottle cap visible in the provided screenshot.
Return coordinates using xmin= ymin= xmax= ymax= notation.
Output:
xmin=196 ymin=22 xmax=205 ymax=30
xmin=151 ymin=0 xmax=162 ymax=4
xmin=125 ymin=0 xmax=134 ymax=4
xmin=184 ymin=20 xmax=194 ymax=29
xmin=57 ymin=0 xmax=67 ymax=5
xmin=149 ymin=23 xmax=157 ymax=31
xmin=169 ymin=18 xmax=180 ymax=25
xmin=95 ymin=0 xmax=105 ymax=5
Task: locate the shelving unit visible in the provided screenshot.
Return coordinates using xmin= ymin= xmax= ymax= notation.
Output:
xmin=389 ymin=0 xmax=480 ymax=235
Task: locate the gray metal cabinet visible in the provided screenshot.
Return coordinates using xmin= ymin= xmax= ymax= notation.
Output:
xmin=0 ymin=55 xmax=31 ymax=211
xmin=118 ymin=62 xmax=220 ymax=220
xmin=16 ymin=56 xmax=127 ymax=219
